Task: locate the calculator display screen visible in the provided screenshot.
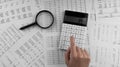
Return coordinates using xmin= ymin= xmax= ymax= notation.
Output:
xmin=63 ymin=10 xmax=88 ymax=26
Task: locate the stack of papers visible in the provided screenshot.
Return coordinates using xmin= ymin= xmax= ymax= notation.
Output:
xmin=0 ymin=0 xmax=120 ymax=67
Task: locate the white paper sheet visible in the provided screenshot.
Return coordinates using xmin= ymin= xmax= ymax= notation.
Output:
xmin=0 ymin=22 xmax=45 ymax=67
xmin=87 ymin=0 xmax=120 ymax=66
xmin=94 ymin=0 xmax=120 ymax=22
xmin=0 ymin=0 xmax=38 ymax=24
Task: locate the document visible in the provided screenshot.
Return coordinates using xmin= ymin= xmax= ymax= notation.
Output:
xmin=88 ymin=22 xmax=120 ymax=66
xmin=86 ymin=0 xmax=120 ymax=66
xmin=0 ymin=0 xmax=38 ymax=24
xmin=93 ymin=0 xmax=120 ymax=22
xmin=0 ymin=22 xmax=45 ymax=67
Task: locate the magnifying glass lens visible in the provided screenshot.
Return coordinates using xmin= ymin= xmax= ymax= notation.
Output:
xmin=37 ymin=12 xmax=53 ymax=28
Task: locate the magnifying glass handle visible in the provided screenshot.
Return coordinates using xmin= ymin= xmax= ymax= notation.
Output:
xmin=20 ymin=23 xmax=36 ymax=30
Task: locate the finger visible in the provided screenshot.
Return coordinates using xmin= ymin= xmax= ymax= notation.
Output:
xmin=67 ymin=47 xmax=71 ymax=58
xmin=82 ymin=49 xmax=87 ymax=58
xmin=84 ymin=49 xmax=91 ymax=62
xmin=76 ymin=46 xmax=82 ymax=57
xmin=84 ymin=49 xmax=90 ymax=58
xmin=70 ymin=36 xmax=75 ymax=47
xmin=80 ymin=48 xmax=85 ymax=57
xmin=65 ymin=47 xmax=71 ymax=64
xmin=76 ymin=46 xmax=79 ymax=52
xmin=70 ymin=36 xmax=77 ymax=57
xmin=65 ymin=52 xmax=68 ymax=65
xmin=79 ymin=48 xmax=84 ymax=57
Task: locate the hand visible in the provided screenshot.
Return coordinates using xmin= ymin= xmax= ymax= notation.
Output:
xmin=64 ymin=36 xmax=90 ymax=67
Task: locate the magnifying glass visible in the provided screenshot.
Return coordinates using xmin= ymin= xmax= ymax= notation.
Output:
xmin=20 ymin=10 xmax=54 ymax=30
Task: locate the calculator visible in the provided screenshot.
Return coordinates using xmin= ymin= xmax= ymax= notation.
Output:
xmin=59 ymin=10 xmax=88 ymax=50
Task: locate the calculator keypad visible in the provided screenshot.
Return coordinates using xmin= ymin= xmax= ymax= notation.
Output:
xmin=59 ymin=23 xmax=88 ymax=49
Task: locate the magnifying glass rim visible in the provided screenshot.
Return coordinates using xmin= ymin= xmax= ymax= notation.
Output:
xmin=35 ymin=10 xmax=54 ymax=29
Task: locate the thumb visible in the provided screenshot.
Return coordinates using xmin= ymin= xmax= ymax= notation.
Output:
xmin=65 ymin=47 xmax=70 ymax=65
